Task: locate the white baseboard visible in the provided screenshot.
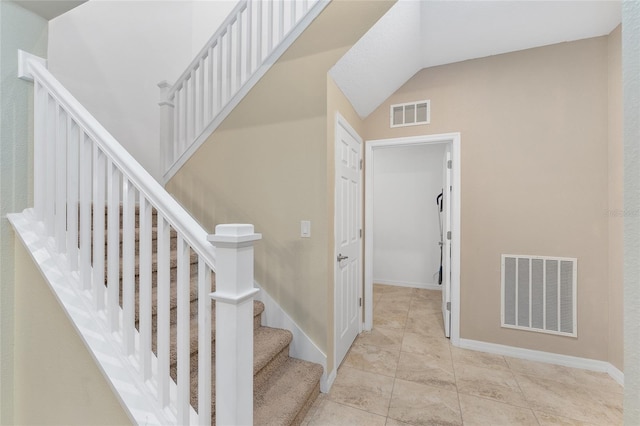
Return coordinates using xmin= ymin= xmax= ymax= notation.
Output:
xmin=457 ymin=338 xmax=624 ymax=387
xmin=324 ymin=368 xmax=337 ymax=393
xmin=374 ymin=279 xmax=442 ymax=291
xmin=607 ymin=363 xmax=625 ymax=386
xmin=253 ymin=282 xmax=331 ymax=391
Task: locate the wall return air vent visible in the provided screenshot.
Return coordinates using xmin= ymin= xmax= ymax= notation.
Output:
xmin=390 ymin=100 xmax=430 ymax=128
xmin=501 ymin=254 xmax=577 ymax=337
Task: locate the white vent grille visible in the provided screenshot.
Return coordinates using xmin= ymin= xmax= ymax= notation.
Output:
xmin=390 ymin=100 xmax=430 ymax=127
xmin=501 ymin=255 xmax=577 ymax=337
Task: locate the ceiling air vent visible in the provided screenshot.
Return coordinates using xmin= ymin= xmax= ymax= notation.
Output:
xmin=390 ymin=100 xmax=430 ymax=128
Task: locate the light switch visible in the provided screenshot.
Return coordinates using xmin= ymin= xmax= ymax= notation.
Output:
xmin=301 ymin=220 xmax=311 ymax=238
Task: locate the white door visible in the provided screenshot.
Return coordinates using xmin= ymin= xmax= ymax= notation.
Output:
xmin=335 ymin=117 xmax=362 ymax=367
xmin=442 ymin=151 xmax=452 ymax=338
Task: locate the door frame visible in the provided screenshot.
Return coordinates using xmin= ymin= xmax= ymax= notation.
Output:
xmin=364 ymin=133 xmax=461 ymax=344
xmin=333 ymin=112 xmax=364 ymax=370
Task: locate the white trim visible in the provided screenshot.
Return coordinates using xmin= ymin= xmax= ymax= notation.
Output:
xmin=364 ymin=133 xmax=461 ymax=347
xmin=457 ymin=338 xmax=624 ymax=387
xmin=324 ymin=369 xmax=337 ymax=393
xmin=373 ymin=279 xmax=442 ymax=291
xmin=501 ymin=254 xmax=578 ymax=338
xmin=608 ymin=364 xmax=625 ymax=387
xmin=389 ymin=100 xmax=431 ymax=128
xmin=18 ymin=49 xmax=47 ymax=82
xmin=9 ymin=210 xmax=175 ymax=425
xmin=253 ymin=282 xmax=331 ymax=392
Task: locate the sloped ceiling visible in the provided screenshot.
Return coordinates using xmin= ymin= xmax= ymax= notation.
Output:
xmin=11 ymin=0 xmax=86 ymax=20
xmin=330 ymin=0 xmax=622 ymax=119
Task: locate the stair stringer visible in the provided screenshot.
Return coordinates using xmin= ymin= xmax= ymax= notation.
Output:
xmin=9 ymin=210 xmax=189 ymax=425
xmin=253 ymin=281 xmax=335 ymax=393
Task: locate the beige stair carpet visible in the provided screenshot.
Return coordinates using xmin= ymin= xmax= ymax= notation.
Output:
xmin=94 ymin=206 xmax=322 ymax=425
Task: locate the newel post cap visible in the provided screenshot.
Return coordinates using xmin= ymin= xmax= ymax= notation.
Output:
xmin=208 ymin=224 xmax=262 ymax=245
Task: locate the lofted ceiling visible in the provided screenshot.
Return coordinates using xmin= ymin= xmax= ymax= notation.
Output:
xmin=330 ymin=0 xmax=622 ymax=119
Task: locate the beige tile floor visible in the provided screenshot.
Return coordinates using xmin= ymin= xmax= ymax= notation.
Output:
xmin=301 ymin=284 xmax=623 ymax=426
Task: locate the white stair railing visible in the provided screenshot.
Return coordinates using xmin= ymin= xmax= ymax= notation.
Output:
xmin=14 ymin=50 xmax=260 ymax=426
xmin=159 ymin=0 xmax=327 ymax=183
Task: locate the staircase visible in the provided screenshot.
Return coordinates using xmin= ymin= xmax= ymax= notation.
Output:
xmin=9 ymin=48 xmax=326 ymax=424
xmin=111 ymin=207 xmax=323 ymax=424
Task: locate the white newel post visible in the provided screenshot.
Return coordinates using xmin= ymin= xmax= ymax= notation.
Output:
xmin=208 ymin=224 xmax=261 ymax=426
xmin=158 ymin=80 xmax=174 ymax=178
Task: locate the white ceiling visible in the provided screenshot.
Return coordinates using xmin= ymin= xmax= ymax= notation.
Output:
xmin=330 ymin=0 xmax=622 ymax=118
xmin=11 ymin=0 xmax=86 ymax=20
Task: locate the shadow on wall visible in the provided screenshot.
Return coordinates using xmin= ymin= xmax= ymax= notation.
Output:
xmin=168 ymin=162 xmax=325 ymax=335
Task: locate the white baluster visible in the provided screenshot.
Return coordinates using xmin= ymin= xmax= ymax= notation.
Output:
xmin=217 ymin=40 xmax=223 ymax=111
xmin=267 ymin=0 xmax=274 ymax=52
xmin=122 ymin=177 xmax=136 ymax=354
xmin=158 ymin=80 xmax=175 ymax=175
xmin=107 ymin=160 xmax=121 ymax=332
xmin=197 ymin=59 xmax=205 ymax=134
xmin=176 ymin=234 xmax=191 ymax=426
xmin=226 ymin=25 xmax=233 ymax=103
xmin=278 ymin=0 xmax=285 ymax=42
xmin=139 ymin=196 xmax=153 ymax=380
xmin=181 ymin=86 xmax=188 ymax=156
xmin=291 ymin=0 xmax=296 ymax=29
xmin=236 ymin=10 xmax=243 ymax=89
xmin=189 ymin=70 xmax=196 ymax=143
xmin=55 ymin=105 xmax=67 ymax=251
xmin=197 ymin=258 xmax=212 ymax=425
xmin=45 ymin=95 xmax=56 ymax=233
xmin=156 ymin=216 xmax=171 ymax=408
xmin=33 ymin=80 xmax=45 ymax=220
xmin=209 ymin=224 xmax=261 ymax=426
xmin=79 ymin=133 xmax=92 ymax=290
xmin=256 ymin=1 xmax=263 ymax=64
xmin=66 ymin=118 xmax=79 ymax=271
xmin=92 ymin=145 xmax=106 ymax=311
xmin=208 ymin=46 xmax=215 ymax=121
xmin=246 ymin=1 xmax=253 ymax=77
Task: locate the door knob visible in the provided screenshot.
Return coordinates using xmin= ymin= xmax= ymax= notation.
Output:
xmin=337 ymin=253 xmax=349 ymax=262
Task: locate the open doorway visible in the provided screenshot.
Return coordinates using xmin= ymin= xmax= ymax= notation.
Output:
xmin=363 ymin=133 xmax=461 ymax=344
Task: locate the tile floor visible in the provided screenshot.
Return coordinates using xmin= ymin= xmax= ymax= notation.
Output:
xmin=301 ymin=284 xmax=623 ymax=425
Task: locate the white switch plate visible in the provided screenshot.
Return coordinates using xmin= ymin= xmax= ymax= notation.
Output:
xmin=301 ymin=220 xmax=311 ymax=238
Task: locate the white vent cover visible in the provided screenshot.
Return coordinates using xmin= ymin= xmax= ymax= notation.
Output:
xmin=501 ymin=255 xmax=577 ymax=337
xmin=390 ymin=100 xmax=430 ymax=127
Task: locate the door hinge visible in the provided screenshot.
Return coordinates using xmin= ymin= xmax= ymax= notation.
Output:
xmin=446 ymin=301 xmax=451 ymax=311
xmin=447 ymin=160 xmax=452 ymax=169
xmin=359 ymin=297 xmax=362 ymax=307
xmin=359 ymin=229 xmax=363 ymax=239
xmin=447 ymin=231 xmax=451 ymax=240
xmin=360 ymin=159 xmax=363 ymax=170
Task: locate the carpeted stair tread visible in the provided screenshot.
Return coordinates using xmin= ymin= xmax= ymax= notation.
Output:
xmin=132 ymin=271 xmax=204 ymax=324
xmin=182 ymin=322 xmax=288 ymax=416
xmin=163 ymin=300 xmax=265 ymax=367
xmin=253 ymin=358 xmax=324 ymax=426
xmin=111 ymin=245 xmax=198 ymax=278
xmin=253 ymin=327 xmax=292 ymax=377
xmin=100 ymin=203 xmax=324 ymax=425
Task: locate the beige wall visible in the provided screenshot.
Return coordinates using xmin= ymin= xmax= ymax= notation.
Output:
xmin=13 ymin=241 xmax=131 ymax=425
xmin=167 ymin=0 xmax=394 ymax=374
xmin=170 ymin=1 xmax=622 ymax=370
xmin=364 ymin=37 xmax=615 ymax=362
xmin=607 ymin=25 xmax=623 ymax=371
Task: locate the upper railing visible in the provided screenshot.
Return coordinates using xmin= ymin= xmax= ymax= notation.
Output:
xmin=17 ymin=51 xmax=260 ymax=425
xmin=159 ymin=0 xmax=327 ymax=183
